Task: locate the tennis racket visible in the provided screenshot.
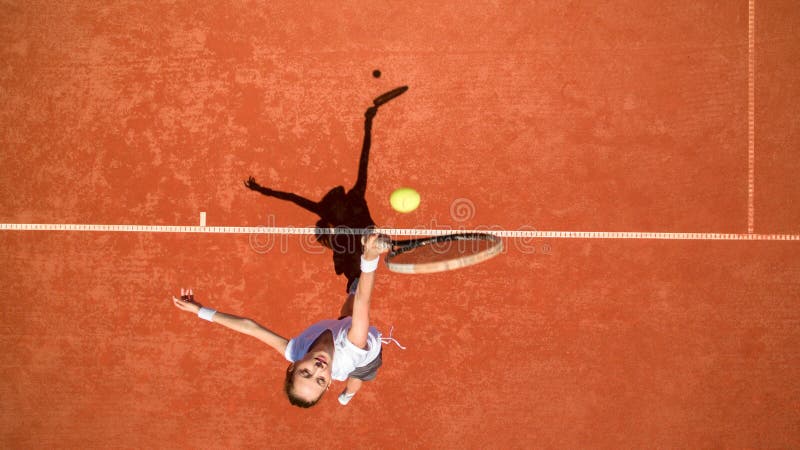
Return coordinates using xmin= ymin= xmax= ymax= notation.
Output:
xmin=363 ymin=233 xmax=503 ymax=274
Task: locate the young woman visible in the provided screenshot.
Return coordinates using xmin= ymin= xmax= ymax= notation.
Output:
xmin=171 ymin=234 xmax=389 ymax=407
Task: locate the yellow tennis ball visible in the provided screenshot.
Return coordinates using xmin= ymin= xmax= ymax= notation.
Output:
xmin=390 ymin=187 xmax=420 ymax=213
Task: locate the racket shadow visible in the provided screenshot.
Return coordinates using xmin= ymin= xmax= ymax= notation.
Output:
xmin=244 ymin=86 xmax=408 ymax=292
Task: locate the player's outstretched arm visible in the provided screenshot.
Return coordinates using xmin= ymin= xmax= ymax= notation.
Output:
xmin=243 ymin=176 xmax=319 ymax=215
xmin=347 ymin=235 xmax=389 ymax=349
xmin=172 ymin=288 xmax=288 ymax=355
xmin=351 ymin=107 xmax=376 ymax=197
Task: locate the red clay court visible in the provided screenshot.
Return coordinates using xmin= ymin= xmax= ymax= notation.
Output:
xmin=1 ymin=1 xmax=799 ymax=448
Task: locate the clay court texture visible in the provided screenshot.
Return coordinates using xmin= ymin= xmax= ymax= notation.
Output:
xmin=1 ymin=1 xmax=799 ymax=448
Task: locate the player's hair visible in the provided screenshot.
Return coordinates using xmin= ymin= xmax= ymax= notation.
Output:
xmin=284 ymin=364 xmax=324 ymax=408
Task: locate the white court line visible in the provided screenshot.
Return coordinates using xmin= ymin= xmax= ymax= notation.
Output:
xmin=0 ymin=223 xmax=798 ymax=241
xmin=748 ymin=0 xmax=755 ymax=234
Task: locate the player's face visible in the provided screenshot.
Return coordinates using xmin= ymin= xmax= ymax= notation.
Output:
xmin=291 ymin=352 xmax=332 ymax=401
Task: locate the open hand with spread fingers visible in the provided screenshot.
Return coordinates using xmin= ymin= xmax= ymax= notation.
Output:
xmin=172 ymin=288 xmax=201 ymax=314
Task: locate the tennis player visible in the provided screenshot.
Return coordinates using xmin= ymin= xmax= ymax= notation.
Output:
xmin=171 ymin=234 xmax=389 ymax=408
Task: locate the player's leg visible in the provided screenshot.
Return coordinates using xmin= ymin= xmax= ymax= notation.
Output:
xmin=338 ymin=377 xmax=363 ymax=405
xmin=338 ymin=349 xmax=382 ymax=406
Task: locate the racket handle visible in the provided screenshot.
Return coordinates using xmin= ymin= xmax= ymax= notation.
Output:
xmin=361 ymin=234 xmax=392 ymax=251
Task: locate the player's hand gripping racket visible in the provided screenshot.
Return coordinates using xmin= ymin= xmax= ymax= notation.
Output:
xmin=362 ymin=233 xmax=503 ymax=274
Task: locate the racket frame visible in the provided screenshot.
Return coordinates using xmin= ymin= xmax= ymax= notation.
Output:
xmin=381 ymin=232 xmax=503 ymax=274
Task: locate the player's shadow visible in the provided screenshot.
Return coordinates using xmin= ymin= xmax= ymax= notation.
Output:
xmin=244 ymin=86 xmax=408 ymax=292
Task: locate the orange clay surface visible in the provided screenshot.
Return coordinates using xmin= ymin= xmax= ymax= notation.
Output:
xmin=1 ymin=1 xmax=799 ymax=448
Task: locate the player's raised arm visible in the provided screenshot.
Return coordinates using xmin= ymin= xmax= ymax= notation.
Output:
xmin=348 ymin=235 xmax=389 ymax=349
xmin=171 ymin=288 xmax=288 ymax=355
